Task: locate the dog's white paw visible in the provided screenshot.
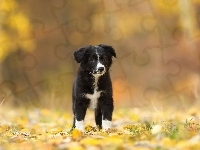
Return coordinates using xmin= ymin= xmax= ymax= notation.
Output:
xmin=75 ymin=120 xmax=85 ymax=132
xmin=102 ymin=119 xmax=112 ymax=130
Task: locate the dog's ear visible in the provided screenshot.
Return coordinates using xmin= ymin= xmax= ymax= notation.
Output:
xmin=74 ymin=46 xmax=91 ymax=63
xmin=99 ymin=44 xmax=116 ymax=58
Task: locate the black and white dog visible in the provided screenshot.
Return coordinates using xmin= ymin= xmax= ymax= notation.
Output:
xmin=72 ymin=44 xmax=116 ymax=132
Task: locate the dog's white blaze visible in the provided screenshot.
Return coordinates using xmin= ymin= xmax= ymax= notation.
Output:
xmin=102 ymin=119 xmax=112 ymax=130
xmin=95 ymin=49 xmax=105 ymax=71
xmin=97 ymin=62 xmax=104 ymax=69
xmin=75 ymin=120 xmax=84 ymax=132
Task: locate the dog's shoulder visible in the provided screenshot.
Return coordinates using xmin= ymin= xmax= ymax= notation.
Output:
xmin=73 ymin=71 xmax=93 ymax=92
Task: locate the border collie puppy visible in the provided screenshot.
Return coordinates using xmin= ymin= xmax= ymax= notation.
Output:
xmin=72 ymin=44 xmax=116 ymax=132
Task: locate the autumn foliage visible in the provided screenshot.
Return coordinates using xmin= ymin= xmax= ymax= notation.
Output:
xmin=1 ymin=1 xmax=200 ymax=149
xmin=0 ymin=106 xmax=200 ymax=150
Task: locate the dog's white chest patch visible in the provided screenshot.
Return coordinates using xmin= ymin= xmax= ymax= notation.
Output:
xmin=86 ymin=91 xmax=101 ymax=109
xmin=85 ymin=74 xmax=102 ymax=109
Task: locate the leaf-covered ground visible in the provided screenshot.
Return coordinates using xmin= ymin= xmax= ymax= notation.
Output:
xmin=0 ymin=106 xmax=200 ymax=150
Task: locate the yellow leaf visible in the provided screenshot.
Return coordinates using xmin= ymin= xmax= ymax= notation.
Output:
xmin=161 ymin=137 xmax=176 ymax=147
xmin=67 ymin=142 xmax=84 ymax=150
xmin=71 ymin=129 xmax=83 ymax=140
xmin=5 ymin=132 xmax=14 ymax=137
xmin=80 ymin=137 xmax=101 ymax=146
xmin=103 ymin=136 xmax=123 ymax=146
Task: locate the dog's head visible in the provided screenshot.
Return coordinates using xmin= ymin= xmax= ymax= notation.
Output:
xmin=74 ymin=44 xmax=116 ymax=75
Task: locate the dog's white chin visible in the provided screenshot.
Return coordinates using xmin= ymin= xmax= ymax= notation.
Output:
xmin=92 ymin=71 xmax=105 ymax=76
xmin=92 ymin=73 xmax=103 ymax=77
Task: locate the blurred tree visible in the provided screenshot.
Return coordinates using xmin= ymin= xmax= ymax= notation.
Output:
xmin=0 ymin=0 xmax=35 ymax=105
xmin=1 ymin=0 xmax=200 ymax=107
xmin=0 ymin=0 xmax=34 ymax=60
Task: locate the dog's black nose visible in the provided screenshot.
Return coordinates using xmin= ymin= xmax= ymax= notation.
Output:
xmin=98 ymin=67 xmax=105 ymax=72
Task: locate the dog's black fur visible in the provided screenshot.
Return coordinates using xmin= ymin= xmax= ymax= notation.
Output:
xmin=72 ymin=44 xmax=116 ymax=130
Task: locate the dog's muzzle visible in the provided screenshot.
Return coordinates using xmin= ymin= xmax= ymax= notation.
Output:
xmin=94 ymin=63 xmax=105 ymax=74
xmin=96 ymin=67 xmax=105 ymax=73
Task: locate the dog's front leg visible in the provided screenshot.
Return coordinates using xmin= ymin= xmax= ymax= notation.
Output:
xmin=101 ymin=101 xmax=114 ymax=130
xmin=74 ymin=100 xmax=89 ymax=132
xmin=95 ymin=106 xmax=102 ymax=129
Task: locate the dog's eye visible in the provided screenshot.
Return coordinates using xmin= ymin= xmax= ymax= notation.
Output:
xmin=100 ymin=56 xmax=106 ymax=62
xmin=90 ymin=55 xmax=97 ymax=62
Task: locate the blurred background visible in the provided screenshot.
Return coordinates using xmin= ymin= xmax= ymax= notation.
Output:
xmin=1 ymin=0 xmax=200 ymax=111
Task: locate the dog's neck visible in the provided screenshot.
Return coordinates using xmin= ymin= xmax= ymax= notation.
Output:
xmin=92 ymin=74 xmax=102 ymax=90
xmin=78 ymin=67 xmax=109 ymax=85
